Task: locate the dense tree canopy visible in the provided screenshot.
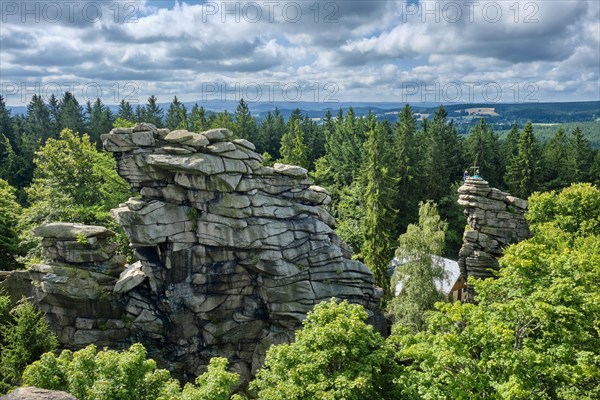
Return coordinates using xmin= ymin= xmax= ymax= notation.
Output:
xmin=251 ymin=299 xmax=400 ymax=400
xmin=22 ymin=344 xmax=240 ymax=400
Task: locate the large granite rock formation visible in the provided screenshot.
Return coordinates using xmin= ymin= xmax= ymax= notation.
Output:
xmin=101 ymin=123 xmax=383 ymax=381
xmin=0 ymin=223 xmax=130 ymax=349
xmin=457 ymin=178 xmax=531 ymax=284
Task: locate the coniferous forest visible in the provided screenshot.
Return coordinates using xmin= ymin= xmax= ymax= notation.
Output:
xmin=1 ymin=93 xmax=599 ymax=399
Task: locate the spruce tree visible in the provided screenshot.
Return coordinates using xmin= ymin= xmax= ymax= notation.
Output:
xmin=58 ymin=92 xmax=84 ymax=134
xmin=190 ymin=104 xmax=208 ymax=132
xmin=361 ymin=114 xmax=395 ymax=302
xmin=392 ymin=104 xmax=419 ymax=233
xmin=466 ymin=119 xmax=502 ymax=187
xmin=504 ymin=122 xmax=542 ymax=198
xmin=279 ymin=119 xmax=308 ymax=168
xmin=116 ymin=100 xmax=135 ymax=123
xmin=165 ymin=96 xmax=188 ymax=130
xmin=421 ymin=106 xmax=463 ymax=202
xmin=87 ymin=98 xmax=114 ymax=149
xmin=234 ymin=98 xmax=258 ymax=142
xmin=542 ymin=128 xmax=575 ymax=190
xmin=143 ymin=95 xmax=164 ymax=127
xmin=0 ymin=96 xmax=13 ymax=145
xmin=134 ymin=105 xmax=145 ymax=123
xmin=570 ymin=127 xmax=593 ymax=182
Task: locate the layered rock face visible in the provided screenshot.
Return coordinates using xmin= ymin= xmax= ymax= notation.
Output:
xmin=0 ymin=223 xmax=130 ymax=348
xmin=101 ymin=123 xmax=382 ymax=380
xmin=457 ymin=178 xmax=531 ymax=282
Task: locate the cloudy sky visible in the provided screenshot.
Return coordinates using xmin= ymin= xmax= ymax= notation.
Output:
xmin=1 ymin=0 xmax=599 ymax=106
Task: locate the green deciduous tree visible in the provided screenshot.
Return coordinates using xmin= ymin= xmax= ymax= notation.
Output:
xmin=390 ymin=183 xmax=600 ymax=399
xmin=389 ymin=201 xmax=448 ymax=332
xmin=20 ymin=129 xmax=130 ymax=253
xmin=22 ymin=344 xmax=239 ymax=400
xmin=251 ymin=299 xmax=400 ymax=400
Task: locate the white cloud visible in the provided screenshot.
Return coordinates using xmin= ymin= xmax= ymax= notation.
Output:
xmin=0 ymin=0 xmax=598 ymax=104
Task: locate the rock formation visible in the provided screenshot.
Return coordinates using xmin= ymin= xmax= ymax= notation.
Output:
xmin=0 ymin=387 xmax=77 ymax=400
xmin=457 ymin=178 xmax=531 ymax=287
xmin=100 ymin=123 xmax=382 ymax=381
xmin=0 ymin=223 xmax=130 ymax=349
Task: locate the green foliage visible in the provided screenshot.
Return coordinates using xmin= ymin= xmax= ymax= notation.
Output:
xmin=234 ymin=99 xmax=258 ymax=143
xmin=0 ymin=179 xmax=24 ymax=269
xmin=505 ymin=122 xmax=543 ymax=198
xmin=251 ymin=299 xmax=400 ymax=400
xmin=389 ymin=201 xmax=448 ymax=332
xmin=390 ymin=183 xmax=600 ymax=399
xmin=466 ymin=119 xmax=503 ymax=187
xmin=526 ymin=183 xmax=600 ymax=237
xmin=0 ymin=296 xmax=57 ymax=394
xmin=19 ymin=128 xmax=130 ymax=256
xmin=113 ymin=117 xmax=136 ymax=128
xmin=86 ymin=98 xmax=114 ymax=149
xmin=279 ymin=119 xmax=309 ymax=169
xmin=23 ymin=344 xmax=239 ymax=400
xmin=334 ymin=180 xmax=366 ymax=257
xmin=144 ymin=95 xmax=165 ymax=128
xmin=180 ymin=357 xmax=240 ymax=400
xmin=166 ymin=96 xmax=188 ymax=130
xmin=362 ymin=114 xmax=396 ymax=301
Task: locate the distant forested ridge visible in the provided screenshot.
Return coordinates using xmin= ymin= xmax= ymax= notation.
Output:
xmin=1 ymin=93 xmax=598 ymax=267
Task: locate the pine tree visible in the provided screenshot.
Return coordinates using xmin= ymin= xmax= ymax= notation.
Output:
xmin=466 ymin=119 xmax=502 ymax=187
xmin=25 ymin=95 xmax=51 ymax=145
xmin=134 ymin=105 xmax=145 ymax=123
xmin=210 ymin=111 xmax=235 ymax=132
xmin=165 ymin=96 xmax=188 ymax=130
xmin=58 ymin=92 xmax=84 ymax=134
xmin=504 ymin=122 xmax=542 ymax=198
xmin=392 ymin=104 xmax=419 ymax=235
xmin=116 ymin=100 xmax=135 ymax=123
xmin=47 ymin=94 xmax=60 ymax=140
xmin=143 ymin=95 xmax=164 ymax=127
xmin=542 ymin=128 xmax=575 ymax=190
xmin=361 ymin=114 xmax=396 ymax=302
xmin=87 ymin=98 xmax=114 ymax=149
xmin=0 ymin=96 xmax=14 ymax=145
xmin=279 ymin=119 xmax=308 ymax=168
xmin=190 ymin=104 xmax=208 ymax=132
xmin=570 ymin=127 xmax=593 ymax=182
xmin=234 ymin=98 xmax=258 ymax=142
xmin=421 ymin=106 xmax=463 ymax=201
